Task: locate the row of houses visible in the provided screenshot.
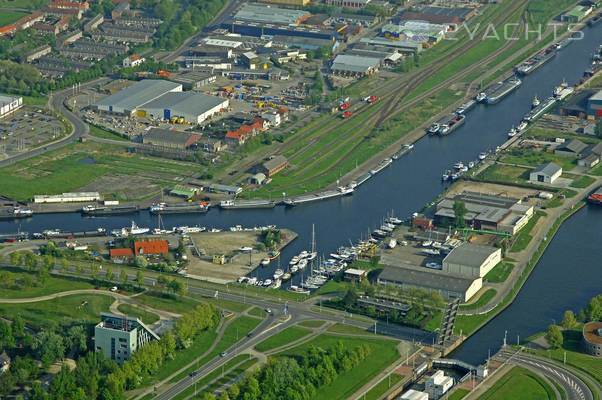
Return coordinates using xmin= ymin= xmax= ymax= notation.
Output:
xmin=224 ymin=107 xmax=288 ymax=146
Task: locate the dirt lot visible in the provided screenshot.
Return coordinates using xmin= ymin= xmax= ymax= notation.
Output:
xmin=184 ymin=228 xmax=297 ymax=283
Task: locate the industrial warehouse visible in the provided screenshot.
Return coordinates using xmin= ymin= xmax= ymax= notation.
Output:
xmin=93 ymin=79 xmax=228 ymax=123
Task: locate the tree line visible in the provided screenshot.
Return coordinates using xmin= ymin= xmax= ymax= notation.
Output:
xmin=545 ymin=293 xmax=601 ymax=349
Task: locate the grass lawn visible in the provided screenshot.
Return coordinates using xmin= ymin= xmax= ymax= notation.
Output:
xmin=187 ymin=292 xmax=250 ymax=313
xmin=0 ymin=293 xmax=113 ymax=330
xmin=527 ymin=128 xmax=602 ymax=145
xmin=298 ymin=320 xmax=326 ymax=328
xmin=590 ymin=163 xmax=602 ymax=176
xmin=484 ymin=262 xmax=515 ymax=283
xmin=363 ymin=373 xmax=403 ymax=400
xmin=460 ymin=289 xmax=496 ymax=311
xmin=478 ymin=164 xmax=531 ymax=184
xmin=135 ymin=292 xmax=201 ymax=314
xmin=314 ymin=280 xmax=349 ymax=295
xmin=190 ymin=357 xmax=258 ymax=400
xmin=326 ymin=323 xmax=373 ymax=335
xmin=0 ymin=267 xmax=94 ymax=298
xmin=88 ymin=124 xmax=129 ymax=142
xmin=448 ymin=389 xmax=470 ymax=400
xmin=569 ymin=175 xmax=595 ymax=189
xmin=254 ymin=326 xmax=312 ymax=352
xmin=502 ymin=149 xmax=577 ymax=171
xmin=247 ymin=306 xmax=267 ymax=318
xmin=0 ymin=10 xmax=27 ymax=25
xmin=276 ymin=335 xmax=400 ymax=400
xmin=170 ymin=316 xmax=261 ymax=383
xmin=116 ymin=303 xmax=160 ymax=324
xmin=479 ymin=366 xmax=555 ymax=400
xmin=510 ymin=211 xmax=546 ymax=253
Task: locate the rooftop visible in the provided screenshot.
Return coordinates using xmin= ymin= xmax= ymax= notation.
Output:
xmin=583 ymin=321 xmax=602 ymax=345
xmin=110 ymin=248 xmax=134 ymax=257
xmin=234 ymin=4 xmax=310 ymax=25
xmin=378 ymin=265 xmax=480 ymax=293
xmin=262 ymin=155 xmax=288 ymax=170
xmin=590 ymin=89 xmax=602 ymax=101
xmin=345 ymin=268 xmax=366 ymax=276
xmin=95 ymin=79 xmax=181 ymax=112
xmin=331 ymin=54 xmax=380 ymax=73
xmin=142 ymin=92 xmax=226 ymax=116
xmin=443 ymin=244 xmax=500 ymax=268
xmin=145 ymin=128 xmax=200 ymax=145
xmin=135 ymin=240 xmax=168 ymax=255
xmin=532 ymin=162 xmax=562 ymax=176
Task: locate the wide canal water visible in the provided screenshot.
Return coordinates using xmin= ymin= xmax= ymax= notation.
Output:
xmin=1 ymin=23 xmax=601 ymax=365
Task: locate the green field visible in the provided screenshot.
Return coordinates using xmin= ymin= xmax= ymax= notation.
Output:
xmin=254 ymin=326 xmax=311 ymax=352
xmin=88 ymin=124 xmax=129 ymax=142
xmin=135 ymin=292 xmax=201 ymax=314
xmin=528 ymin=128 xmax=602 ymax=145
xmin=298 ymin=320 xmax=326 ymax=328
xmin=362 ymin=373 xmax=403 ymax=400
xmin=247 ymin=306 xmax=267 ymax=318
xmin=0 ymin=267 xmax=95 ymax=298
xmin=459 ymin=289 xmax=497 ymax=311
xmin=478 ymin=164 xmax=531 ymax=184
xmin=276 ymin=335 xmax=400 ymax=400
xmin=0 ymin=293 xmax=113 ymax=329
xmin=326 ymin=323 xmax=372 ymax=335
xmin=485 ymin=262 xmax=515 ymax=283
xmin=569 ymin=175 xmax=595 ymax=189
xmin=0 ymin=10 xmax=27 ymax=25
xmin=502 ymin=149 xmax=577 ymax=171
xmin=479 ymin=366 xmax=555 ymax=400
xmin=116 ymin=303 xmax=160 ymax=324
xmin=0 ymin=141 xmax=194 ymax=202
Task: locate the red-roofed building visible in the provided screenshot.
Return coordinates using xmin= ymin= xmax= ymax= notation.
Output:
xmin=110 ymin=247 xmax=134 ymax=263
xmin=56 ymin=15 xmax=72 ymax=31
xmin=0 ymin=25 xmax=16 ymax=37
xmin=14 ymin=11 xmax=43 ymax=30
xmin=123 ymin=54 xmax=145 ymax=67
xmin=34 ymin=23 xmax=59 ymax=35
xmin=135 ymin=240 xmax=169 ymax=256
xmin=49 ymin=1 xmax=89 ymax=10
xmin=42 ymin=6 xmax=83 ymax=19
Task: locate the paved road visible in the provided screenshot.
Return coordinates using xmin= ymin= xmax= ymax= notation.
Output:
xmin=0 ymin=78 xmax=109 ymax=168
xmin=497 ymin=350 xmax=594 ymax=400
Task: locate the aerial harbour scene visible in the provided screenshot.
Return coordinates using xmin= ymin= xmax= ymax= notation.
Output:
xmin=0 ymin=0 xmax=601 ymax=399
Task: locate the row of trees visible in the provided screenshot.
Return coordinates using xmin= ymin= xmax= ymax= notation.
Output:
xmin=221 ymin=342 xmax=371 ymax=400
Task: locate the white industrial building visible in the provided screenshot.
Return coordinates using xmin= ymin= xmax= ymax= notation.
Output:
xmin=442 ymin=243 xmax=502 ymax=278
xmin=34 ymin=192 xmax=101 ymax=203
xmin=94 ymin=79 xmax=182 ymax=115
xmin=425 ymin=370 xmax=454 ymax=399
xmin=529 ymin=162 xmax=562 ymax=184
xmin=400 ymin=389 xmax=429 ymax=400
xmin=139 ymin=92 xmax=228 ymax=123
xmin=0 ymin=94 xmax=23 ymax=119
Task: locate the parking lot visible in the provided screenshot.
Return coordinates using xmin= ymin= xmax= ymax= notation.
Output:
xmin=0 ymin=107 xmax=67 ymax=159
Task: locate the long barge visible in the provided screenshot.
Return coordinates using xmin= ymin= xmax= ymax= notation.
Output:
xmin=587 ymin=186 xmax=602 ymax=205
xmin=284 ymin=186 xmax=353 ymax=207
xmin=392 ymin=144 xmax=414 ymax=160
xmin=149 ymin=202 xmax=209 ymax=214
xmin=0 ymin=232 xmax=29 ymax=242
xmin=369 ymin=158 xmax=393 ymax=175
xmin=515 ymin=48 xmax=556 ymax=75
xmin=523 ymin=96 xmax=557 ymax=122
xmin=219 ymin=199 xmax=277 ymax=209
xmin=438 ymin=113 xmax=465 ymax=135
xmin=36 ymin=228 xmax=107 ymax=239
xmin=352 ymin=172 xmax=372 ymax=188
xmin=0 ymin=207 xmax=33 ymax=220
xmin=81 ymin=205 xmax=140 ymax=216
xmin=484 ymin=76 xmax=522 ymax=104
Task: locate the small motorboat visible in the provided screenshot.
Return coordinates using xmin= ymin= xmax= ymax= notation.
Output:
xmin=532 ymin=94 xmax=540 ymax=108
xmin=476 ymin=92 xmax=487 ymax=102
xmin=508 ymin=126 xmax=518 ymax=137
xmin=289 ymin=256 xmax=300 ymax=265
xmin=260 ymin=258 xmax=270 ymax=266
xmin=478 ymin=152 xmax=487 ymax=160
xmin=273 ymin=269 xmax=284 ymax=280
xmin=468 ymin=161 xmax=475 ymax=169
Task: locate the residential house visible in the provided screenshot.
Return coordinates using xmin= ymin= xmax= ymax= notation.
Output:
xmin=134 ymin=240 xmax=169 ymax=256
xmin=110 ymin=247 xmax=134 ymax=263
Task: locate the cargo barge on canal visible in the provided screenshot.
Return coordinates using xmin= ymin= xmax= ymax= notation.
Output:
xmin=81 ymin=205 xmax=140 ymax=216
xmin=150 ymin=202 xmax=210 ymax=214
xmin=0 ymin=207 xmax=33 ymax=220
xmin=476 ymin=76 xmax=522 ymax=104
xmin=219 ymin=199 xmax=277 ymax=209
xmin=515 ymin=48 xmax=556 ymax=75
xmin=284 ymin=186 xmax=353 ymax=207
xmin=587 ymin=186 xmax=602 ymax=205
xmin=523 ymin=96 xmax=557 ymax=122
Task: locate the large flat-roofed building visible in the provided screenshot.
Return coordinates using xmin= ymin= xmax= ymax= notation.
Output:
xmin=425 ymin=370 xmax=454 ymax=398
xmin=377 ymin=265 xmax=482 ymax=302
xmin=325 ymin=0 xmax=371 ymax=8
xmin=94 ymin=312 xmax=159 ymax=364
xmin=94 ymin=79 xmax=182 ymax=115
xmin=399 ymin=11 xmax=460 ymax=26
xmin=0 ymin=94 xmax=23 ymax=119
xmin=582 ymin=321 xmax=602 ymax=357
xmin=34 ymin=192 xmax=101 ymax=203
xmin=225 ymin=20 xmax=341 ymax=41
xmin=587 ymin=90 xmax=602 ymax=120
xmin=258 ymin=0 xmax=309 ymax=6
xmin=233 ymin=4 xmax=310 ymax=25
xmin=434 ymin=191 xmax=533 ymax=235
xmin=139 ymin=92 xmax=228 ymax=123
xmin=382 ymin=21 xmax=447 ymax=43
xmin=143 ymin=128 xmax=202 ymax=149
xmin=257 ymin=155 xmax=288 ymax=177
xmin=400 ymin=389 xmax=428 ymax=400
xmin=331 ymin=54 xmax=380 ymax=76
xmin=359 ymin=37 xmax=422 ymax=54
xmin=442 ymin=243 xmax=502 ymax=278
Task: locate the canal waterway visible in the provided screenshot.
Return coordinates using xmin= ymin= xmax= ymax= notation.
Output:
xmin=1 ymin=23 xmax=601 ymax=364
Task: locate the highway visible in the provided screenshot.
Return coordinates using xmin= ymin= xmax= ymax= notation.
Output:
xmin=497 ymin=350 xmax=594 ymax=400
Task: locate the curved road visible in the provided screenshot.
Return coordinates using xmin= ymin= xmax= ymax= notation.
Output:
xmin=497 ymin=350 xmax=595 ymax=400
